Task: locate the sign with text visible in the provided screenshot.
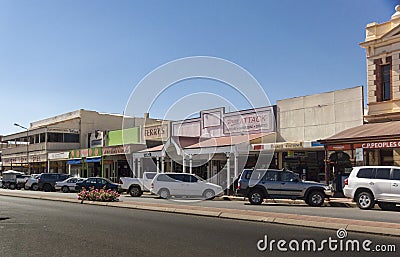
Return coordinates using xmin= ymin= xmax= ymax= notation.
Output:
xmin=143 ymin=124 xmax=169 ymax=141
xmin=103 ymin=145 xmax=131 ymax=155
xmin=361 ymin=141 xmax=400 ymax=149
xmin=48 ymin=152 xmax=70 ymax=160
xmin=224 ymin=109 xmax=273 ymax=134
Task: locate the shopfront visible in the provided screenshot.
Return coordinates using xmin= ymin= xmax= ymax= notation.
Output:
xmin=68 ymin=147 xmax=103 ymax=178
xmin=2 ymin=152 xmax=48 ymax=174
xmin=103 ymin=144 xmax=146 ymax=182
xmin=48 ymin=151 xmax=69 ymax=174
xmin=320 ymin=121 xmax=400 ymax=191
xmin=252 ymin=141 xmax=325 ymax=182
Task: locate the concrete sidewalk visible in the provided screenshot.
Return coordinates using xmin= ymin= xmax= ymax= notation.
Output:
xmin=216 ymin=195 xmax=357 ymax=207
xmin=0 ymin=190 xmax=399 ymax=237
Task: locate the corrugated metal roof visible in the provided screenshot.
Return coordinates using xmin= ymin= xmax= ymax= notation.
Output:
xmin=321 ymin=121 xmax=400 ymax=142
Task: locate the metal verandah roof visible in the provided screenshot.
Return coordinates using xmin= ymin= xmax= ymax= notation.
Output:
xmin=319 ymin=121 xmax=400 ymax=144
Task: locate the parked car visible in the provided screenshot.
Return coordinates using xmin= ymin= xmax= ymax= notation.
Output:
xmin=24 ymin=174 xmax=41 ymax=191
xmin=236 ymin=169 xmax=333 ymax=206
xmin=38 ymin=173 xmax=70 ymax=192
xmin=55 ymin=177 xmax=85 ymax=193
xmin=344 ymin=166 xmax=400 ymax=210
xmin=119 ymin=172 xmax=157 ymax=197
xmin=1 ymin=170 xmax=26 ymax=190
xmin=75 ymin=177 xmax=121 ymax=192
xmin=150 ymin=173 xmax=223 ymax=200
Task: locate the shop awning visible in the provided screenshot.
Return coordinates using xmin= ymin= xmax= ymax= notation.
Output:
xmin=67 ymin=159 xmax=81 ymax=165
xmin=85 ymin=157 xmax=101 ymax=163
xmin=319 ymin=121 xmax=400 ymax=144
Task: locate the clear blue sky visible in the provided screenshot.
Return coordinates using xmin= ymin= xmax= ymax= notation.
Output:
xmin=0 ymin=0 xmax=398 ymax=135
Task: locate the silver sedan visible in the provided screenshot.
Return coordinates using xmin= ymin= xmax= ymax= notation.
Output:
xmin=55 ymin=177 xmax=85 ymax=193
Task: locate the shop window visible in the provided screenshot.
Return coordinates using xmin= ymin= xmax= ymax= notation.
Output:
xmin=64 ymin=133 xmax=79 ymax=143
xmin=34 ymin=134 xmax=39 ymax=144
xmin=47 ymin=133 xmax=63 ymax=142
xmin=380 ymin=149 xmax=393 ymax=166
xmin=40 ymin=133 xmax=45 ymax=143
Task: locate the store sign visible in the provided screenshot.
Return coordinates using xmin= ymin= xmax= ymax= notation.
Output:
xmin=2 ymin=154 xmax=46 ymax=164
xmin=48 ymin=152 xmax=70 ymax=160
xmin=224 ymin=110 xmax=272 ymax=134
xmin=81 ymin=149 xmax=89 ymax=157
xmin=143 ymin=124 xmax=168 ymax=140
xmin=327 ymin=144 xmax=352 ymax=151
xmin=90 ymin=130 xmax=104 ymax=148
xmin=361 ymin=141 xmax=400 ymax=149
xmin=69 ymin=148 xmax=102 ymax=158
xmin=252 ymin=142 xmax=303 ymax=150
xmin=103 ymin=145 xmax=131 ymax=155
xmin=47 ymin=128 xmax=79 ymax=134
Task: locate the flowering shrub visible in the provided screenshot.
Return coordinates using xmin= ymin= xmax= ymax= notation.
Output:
xmin=78 ymin=187 xmax=120 ymax=202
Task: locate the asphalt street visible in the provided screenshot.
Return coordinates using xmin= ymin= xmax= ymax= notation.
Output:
xmin=0 ymin=196 xmax=398 ymax=257
xmin=2 ymin=189 xmax=399 ymax=224
xmin=120 ymin=194 xmax=400 ymax=223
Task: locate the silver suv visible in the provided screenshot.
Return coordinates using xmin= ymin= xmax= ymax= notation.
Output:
xmin=236 ymin=169 xmax=332 ymax=206
xmin=344 ymin=166 xmax=400 ymax=210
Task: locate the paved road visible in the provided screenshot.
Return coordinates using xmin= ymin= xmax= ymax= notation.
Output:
xmin=2 ymin=189 xmax=400 ymax=224
xmin=0 ymin=196 xmax=398 ymax=257
xmin=119 ymin=194 xmax=400 ymax=223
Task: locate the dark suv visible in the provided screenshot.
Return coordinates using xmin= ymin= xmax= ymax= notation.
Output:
xmin=38 ymin=173 xmax=70 ymax=192
xmin=236 ymin=169 xmax=333 ymax=206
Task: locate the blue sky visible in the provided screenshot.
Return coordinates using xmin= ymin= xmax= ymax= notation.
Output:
xmin=0 ymin=0 xmax=398 ymax=135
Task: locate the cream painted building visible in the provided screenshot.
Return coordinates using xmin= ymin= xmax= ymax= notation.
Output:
xmin=321 ymin=6 xmax=400 ymax=182
xmin=2 ymin=109 xmax=149 ymax=174
xmin=361 ymin=5 xmax=400 ymax=122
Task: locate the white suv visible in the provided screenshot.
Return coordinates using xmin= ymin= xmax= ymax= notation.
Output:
xmin=150 ymin=173 xmax=223 ymax=200
xmin=344 ymin=166 xmax=400 ymax=210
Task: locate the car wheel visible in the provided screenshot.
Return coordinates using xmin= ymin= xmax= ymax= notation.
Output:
xmin=62 ymin=186 xmax=70 ymax=193
xmin=307 ymin=190 xmax=325 ymax=207
xmin=31 ymin=183 xmax=39 ymax=191
xmin=378 ymin=202 xmax=398 ymax=211
xmin=43 ymin=184 xmax=53 ymax=192
xmin=129 ymin=186 xmax=142 ymax=197
xmin=355 ymin=191 xmax=375 ymax=210
xmin=203 ymin=189 xmax=215 ymax=200
xmin=248 ymin=189 xmax=264 ymax=205
xmin=158 ymin=188 xmax=170 ymax=199
xmin=9 ymin=183 xmax=16 ymax=190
